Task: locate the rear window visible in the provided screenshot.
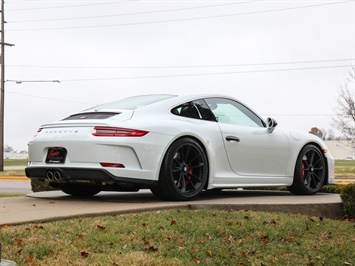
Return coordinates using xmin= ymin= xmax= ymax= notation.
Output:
xmin=87 ymin=94 xmax=176 ymax=111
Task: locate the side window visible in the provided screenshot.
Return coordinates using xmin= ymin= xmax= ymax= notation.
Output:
xmin=171 ymin=100 xmax=216 ymax=121
xmin=204 ymin=98 xmax=264 ymax=127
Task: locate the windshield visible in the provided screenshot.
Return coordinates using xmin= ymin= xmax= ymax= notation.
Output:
xmin=87 ymin=94 xmax=177 ymax=111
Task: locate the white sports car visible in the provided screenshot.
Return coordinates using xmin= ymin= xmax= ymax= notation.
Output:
xmin=26 ymin=94 xmax=335 ymax=200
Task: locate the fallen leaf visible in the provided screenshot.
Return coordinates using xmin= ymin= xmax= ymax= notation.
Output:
xmin=15 ymin=239 xmax=23 ymax=245
xmin=80 ymin=251 xmax=89 ymax=258
xmin=177 ymin=239 xmax=185 ymax=246
xmin=78 ymin=217 xmax=83 ymax=223
xmin=25 ymin=256 xmax=33 ymax=263
xmin=206 ymin=257 xmax=213 ymax=263
xmin=264 ymin=219 xmax=277 ymax=225
xmin=97 ymin=224 xmax=106 ymax=230
xmin=198 ymin=239 xmax=206 ymax=244
xmin=163 ymin=237 xmax=170 ymax=242
xmin=171 ymin=220 xmax=177 ymax=225
xmin=238 ymin=239 xmax=244 ymax=247
xmin=145 ymin=245 xmax=158 ymax=252
xmin=207 ymin=250 xmax=212 ymax=256
xmin=342 ymin=244 xmax=347 ymax=250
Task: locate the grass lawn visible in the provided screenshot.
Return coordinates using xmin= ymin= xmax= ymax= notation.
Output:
xmin=335 ymin=160 xmax=355 ymax=177
xmin=1 ymin=209 xmax=354 ymax=265
xmin=4 ymin=159 xmax=28 ymax=167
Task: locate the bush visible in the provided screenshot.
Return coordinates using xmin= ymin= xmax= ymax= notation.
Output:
xmin=320 ymin=185 xmax=344 ymax=194
xmin=340 ymin=183 xmax=355 ymax=217
xmin=31 ymin=179 xmax=57 ymax=192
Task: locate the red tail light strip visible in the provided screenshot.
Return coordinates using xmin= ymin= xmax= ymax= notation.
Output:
xmin=93 ymin=126 xmax=148 ymax=137
xmin=100 ymin=162 xmax=125 ymax=168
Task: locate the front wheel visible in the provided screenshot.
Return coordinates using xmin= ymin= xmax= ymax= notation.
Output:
xmin=288 ymin=144 xmax=326 ymax=195
xmin=151 ymin=138 xmax=209 ymax=201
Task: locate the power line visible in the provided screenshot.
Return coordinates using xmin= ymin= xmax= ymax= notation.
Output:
xmin=6 ymin=0 xmax=136 ymax=11
xmin=54 ymin=64 xmax=355 ymax=82
xmin=4 ymin=90 xmax=344 ymax=117
xmin=7 ymin=0 xmax=353 ymax=31
xmin=6 ymin=58 xmax=355 ymax=70
xmin=9 ymin=1 xmax=262 ymax=23
xmin=6 ymin=90 xmax=96 ymax=105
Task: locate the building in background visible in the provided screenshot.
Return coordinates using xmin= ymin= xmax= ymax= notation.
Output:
xmin=324 ymin=141 xmax=354 ymax=160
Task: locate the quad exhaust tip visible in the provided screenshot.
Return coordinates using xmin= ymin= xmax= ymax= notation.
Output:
xmin=46 ymin=170 xmax=63 ymax=182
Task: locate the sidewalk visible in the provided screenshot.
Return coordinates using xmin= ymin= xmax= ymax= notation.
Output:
xmin=0 ymin=190 xmax=344 ymax=226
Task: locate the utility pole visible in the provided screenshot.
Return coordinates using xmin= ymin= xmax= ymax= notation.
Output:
xmin=0 ymin=0 xmax=5 ymax=172
xmin=0 ymin=0 xmax=14 ymax=171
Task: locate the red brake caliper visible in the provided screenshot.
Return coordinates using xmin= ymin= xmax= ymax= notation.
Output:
xmin=186 ymin=164 xmax=193 ymax=185
xmin=301 ymin=161 xmax=305 ymax=180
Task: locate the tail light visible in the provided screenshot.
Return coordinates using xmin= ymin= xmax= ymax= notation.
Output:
xmin=100 ymin=162 xmax=125 ymax=168
xmin=93 ymin=126 xmax=148 ymax=137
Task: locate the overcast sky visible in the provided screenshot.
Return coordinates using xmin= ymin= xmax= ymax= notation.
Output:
xmin=3 ymin=0 xmax=355 ymax=151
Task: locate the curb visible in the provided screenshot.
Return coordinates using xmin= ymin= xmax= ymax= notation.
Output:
xmin=0 ymin=176 xmax=29 ymax=181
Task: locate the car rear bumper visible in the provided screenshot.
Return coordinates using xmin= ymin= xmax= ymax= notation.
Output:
xmin=25 ymin=167 xmax=157 ymax=187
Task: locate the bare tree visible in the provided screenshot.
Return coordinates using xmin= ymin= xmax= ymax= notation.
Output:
xmin=322 ymin=128 xmax=336 ymax=140
xmin=309 ymin=127 xmax=324 ymax=139
xmin=332 ymin=68 xmax=355 ymax=150
xmin=4 ymin=144 xmax=14 ymax=152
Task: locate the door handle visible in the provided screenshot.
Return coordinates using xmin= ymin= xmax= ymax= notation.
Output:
xmin=226 ymin=136 xmax=240 ymax=142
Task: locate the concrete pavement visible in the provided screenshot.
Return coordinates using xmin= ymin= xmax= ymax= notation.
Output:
xmin=0 ymin=189 xmax=343 ymax=226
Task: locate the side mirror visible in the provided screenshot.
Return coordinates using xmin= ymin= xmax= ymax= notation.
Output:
xmin=267 ymin=117 xmax=278 ymax=133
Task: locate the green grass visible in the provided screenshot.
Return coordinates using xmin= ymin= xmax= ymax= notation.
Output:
xmin=0 ymin=193 xmax=25 ymax=197
xmin=0 ymin=170 xmax=26 ymax=176
xmin=335 ymin=160 xmax=355 ymax=176
xmin=0 ymin=210 xmax=354 ymax=265
xmin=4 ymin=159 xmax=28 ymax=167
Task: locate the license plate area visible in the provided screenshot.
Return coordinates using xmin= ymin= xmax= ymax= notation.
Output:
xmin=46 ymin=147 xmax=67 ymax=164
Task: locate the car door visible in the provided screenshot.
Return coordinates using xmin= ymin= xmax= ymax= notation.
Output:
xmin=204 ymin=97 xmax=290 ymax=177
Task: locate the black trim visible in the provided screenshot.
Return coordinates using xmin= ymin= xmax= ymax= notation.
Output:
xmin=25 ymin=167 xmax=157 ymax=186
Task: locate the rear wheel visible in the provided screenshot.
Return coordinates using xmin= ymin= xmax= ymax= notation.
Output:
xmin=61 ymin=186 xmax=101 ymax=197
xmin=151 ymin=138 xmax=208 ymax=201
xmin=288 ymin=144 xmax=326 ymax=195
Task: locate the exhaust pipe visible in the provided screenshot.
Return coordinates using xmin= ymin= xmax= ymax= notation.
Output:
xmin=54 ymin=171 xmax=62 ymax=182
xmin=46 ymin=171 xmax=54 ymax=181
xmin=46 ymin=170 xmax=63 ymax=182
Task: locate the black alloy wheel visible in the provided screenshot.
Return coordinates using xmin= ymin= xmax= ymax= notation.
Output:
xmin=288 ymin=144 xmax=326 ymax=195
xmin=151 ymin=138 xmax=209 ymax=201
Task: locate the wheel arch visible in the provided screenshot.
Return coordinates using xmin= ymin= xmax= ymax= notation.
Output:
xmin=162 ymin=134 xmax=211 ymax=189
xmin=296 ymin=141 xmax=329 ymax=185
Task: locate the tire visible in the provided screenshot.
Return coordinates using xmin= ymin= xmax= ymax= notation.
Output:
xmin=151 ymin=138 xmax=209 ymax=201
xmin=288 ymin=144 xmax=326 ymax=195
xmin=61 ymin=186 xmax=101 ymax=197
